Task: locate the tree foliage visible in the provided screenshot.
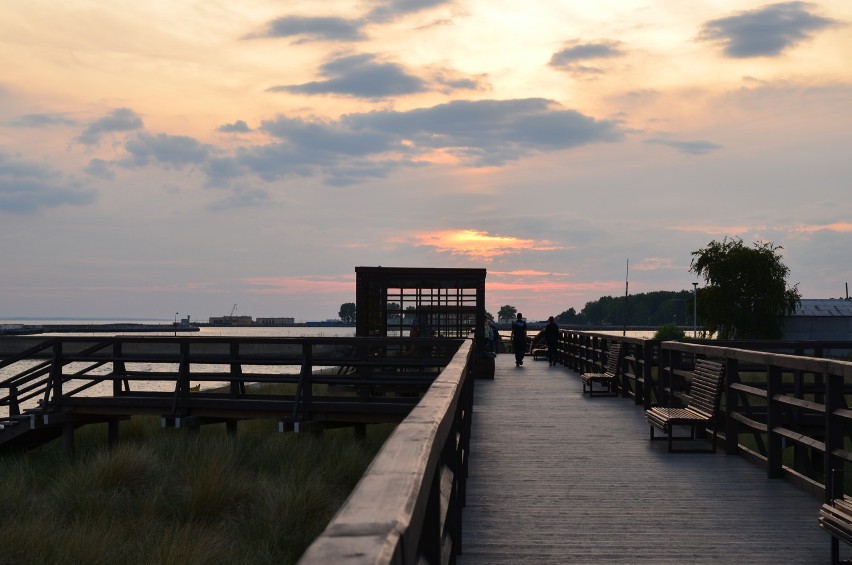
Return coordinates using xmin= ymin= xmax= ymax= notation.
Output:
xmin=653 ymin=323 xmax=686 ymax=340
xmin=338 ymin=302 xmax=356 ymax=324
xmin=690 ymin=238 xmax=800 ymax=339
xmin=498 ymin=305 xmax=517 ymax=322
xmin=558 ymin=290 xmax=693 ymax=327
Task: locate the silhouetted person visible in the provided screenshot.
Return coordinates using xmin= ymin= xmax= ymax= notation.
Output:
xmin=511 ymin=313 xmax=527 ymax=366
xmin=545 ymin=316 xmax=559 ymax=366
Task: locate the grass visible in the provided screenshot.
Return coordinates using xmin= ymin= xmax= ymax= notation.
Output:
xmin=0 ymin=416 xmax=394 ymax=565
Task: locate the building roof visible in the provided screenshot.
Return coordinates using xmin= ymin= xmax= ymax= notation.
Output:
xmin=790 ymin=299 xmax=852 ymax=317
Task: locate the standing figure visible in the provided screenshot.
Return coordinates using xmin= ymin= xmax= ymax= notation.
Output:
xmin=489 ymin=320 xmax=501 ymax=353
xmin=544 ymin=316 xmax=559 ymax=366
xmin=511 ymin=313 xmax=528 ymax=367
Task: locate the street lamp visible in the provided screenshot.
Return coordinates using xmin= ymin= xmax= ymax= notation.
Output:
xmin=174 ymin=312 xmax=179 ymax=336
xmin=692 ymin=283 xmax=698 ymax=338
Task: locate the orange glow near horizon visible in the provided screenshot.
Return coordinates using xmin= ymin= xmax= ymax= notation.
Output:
xmin=411 ymin=229 xmax=563 ymax=259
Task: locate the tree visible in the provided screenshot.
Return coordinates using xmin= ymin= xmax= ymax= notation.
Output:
xmin=338 ymin=302 xmax=356 ymax=324
xmin=497 ymin=305 xmax=517 ymax=322
xmin=653 ymin=323 xmax=685 ymax=340
xmin=690 ymin=238 xmax=801 ymax=339
xmin=555 ymin=307 xmax=578 ymax=324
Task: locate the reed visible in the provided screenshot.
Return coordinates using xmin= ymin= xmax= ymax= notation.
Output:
xmin=0 ymin=417 xmax=393 ymax=564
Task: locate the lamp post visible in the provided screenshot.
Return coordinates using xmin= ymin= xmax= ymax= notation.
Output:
xmin=174 ymin=312 xmax=179 ymax=336
xmin=692 ymin=283 xmax=698 ymax=338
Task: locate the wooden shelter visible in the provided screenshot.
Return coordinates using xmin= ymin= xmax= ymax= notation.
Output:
xmin=355 ymin=267 xmax=487 ymax=340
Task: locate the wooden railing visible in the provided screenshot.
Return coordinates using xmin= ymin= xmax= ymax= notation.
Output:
xmin=0 ymin=335 xmax=466 ymax=454
xmin=559 ymin=331 xmax=852 ymax=500
xmin=1 ymin=334 xmax=476 ymax=563
xmin=299 ymin=338 xmax=475 ymax=564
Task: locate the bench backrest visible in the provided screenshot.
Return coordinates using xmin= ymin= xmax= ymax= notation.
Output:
xmin=686 ymin=359 xmax=725 ymax=418
xmin=604 ymin=343 xmax=623 ymax=376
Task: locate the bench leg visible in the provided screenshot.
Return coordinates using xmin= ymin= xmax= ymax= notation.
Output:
xmin=831 ymin=535 xmax=839 ymax=564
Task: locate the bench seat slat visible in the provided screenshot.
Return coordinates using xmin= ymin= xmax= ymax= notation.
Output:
xmin=644 ymin=359 xmax=724 ymax=453
xmin=579 ymin=343 xmax=622 ymax=397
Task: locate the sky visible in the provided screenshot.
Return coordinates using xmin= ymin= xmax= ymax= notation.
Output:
xmin=1 ymin=0 xmax=851 ymax=323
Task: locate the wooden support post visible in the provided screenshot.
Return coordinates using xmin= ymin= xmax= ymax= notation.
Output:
xmin=825 ymin=372 xmax=844 ymax=503
xmin=113 ymin=341 xmax=125 ymax=396
xmin=230 ymin=341 xmax=245 ymax=397
xmin=767 ymin=364 xmax=783 ymax=479
xmin=641 ymin=341 xmax=655 ymax=410
xmin=724 ymin=357 xmax=740 ymax=456
xmin=108 ymin=419 xmax=120 ymax=448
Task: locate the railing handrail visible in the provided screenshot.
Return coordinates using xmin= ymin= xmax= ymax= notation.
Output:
xmin=560 ymin=330 xmax=852 ymax=501
xmin=299 ymin=337 xmax=474 ymax=564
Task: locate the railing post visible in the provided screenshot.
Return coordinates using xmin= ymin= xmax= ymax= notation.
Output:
xmin=724 ymin=357 xmax=740 ymax=455
xmin=113 ymin=341 xmax=125 ymax=396
xmin=230 ymin=341 xmax=245 ymax=397
xmin=47 ymin=340 xmax=63 ymax=405
xmin=641 ymin=340 xmax=654 ymax=409
xmin=767 ymin=364 xmax=783 ymax=479
xmin=825 ymin=371 xmax=844 ymax=502
xmin=8 ymin=385 xmax=20 ymax=417
xmin=170 ymin=341 xmax=191 ymax=418
xmin=292 ymin=343 xmax=314 ymax=423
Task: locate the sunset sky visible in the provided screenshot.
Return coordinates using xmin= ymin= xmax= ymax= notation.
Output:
xmin=2 ymin=1 xmax=851 ymax=322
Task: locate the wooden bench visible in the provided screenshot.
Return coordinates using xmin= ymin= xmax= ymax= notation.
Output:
xmin=819 ymin=495 xmax=852 ymax=564
xmin=644 ymin=358 xmax=724 ymax=453
xmin=579 ymin=343 xmax=622 ymax=397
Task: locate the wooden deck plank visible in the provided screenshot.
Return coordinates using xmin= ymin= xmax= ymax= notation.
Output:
xmin=458 ymin=353 xmax=835 ymax=564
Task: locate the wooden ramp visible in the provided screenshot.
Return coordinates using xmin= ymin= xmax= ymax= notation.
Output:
xmin=459 ymin=353 xmax=831 ymax=564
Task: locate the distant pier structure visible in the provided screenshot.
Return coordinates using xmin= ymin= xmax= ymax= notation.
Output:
xmin=355 ymin=266 xmax=486 ymax=340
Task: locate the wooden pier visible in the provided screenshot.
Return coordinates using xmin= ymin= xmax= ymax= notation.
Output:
xmin=458 ymin=353 xmax=832 ymax=564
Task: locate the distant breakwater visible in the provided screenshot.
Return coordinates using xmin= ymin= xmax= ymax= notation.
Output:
xmin=0 ymin=323 xmax=200 ymax=336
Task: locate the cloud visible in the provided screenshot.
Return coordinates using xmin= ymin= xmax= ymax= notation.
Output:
xmin=84 ymin=158 xmax=115 ymax=180
xmin=206 ymin=98 xmax=623 ymax=185
xmin=77 ymin=108 xmax=144 ymax=145
xmin=410 ymin=229 xmax=563 ymax=259
xmin=102 ymin=99 xmax=623 ymax=191
xmin=8 ymin=113 xmax=77 ymax=128
xmin=633 ymin=257 xmax=683 ymax=271
xmin=645 ymin=138 xmax=723 ymax=155
xmin=268 ymin=53 xmax=427 ymax=98
xmin=208 ymin=186 xmax=271 ymax=210
xmin=343 ymin=98 xmax=624 ymax=165
xmin=217 ymin=120 xmax=251 ymax=133
xmin=792 ymin=222 xmax=852 ymax=234
xmin=247 ymin=16 xmax=366 ymax=42
xmin=699 ymin=2 xmax=839 ymax=58
xmin=366 ymin=0 xmax=452 ymax=23
xmin=668 ymin=224 xmax=753 ymax=236
xmin=121 ymin=132 xmax=213 ymax=168
xmin=0 ymin=152 xmax=96 ymax=214
xmin=549 ymin=40 xmax=625 ymax=74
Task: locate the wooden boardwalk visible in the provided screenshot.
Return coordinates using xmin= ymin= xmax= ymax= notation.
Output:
xmin=458 ymin=353 xmax=834 ymax=564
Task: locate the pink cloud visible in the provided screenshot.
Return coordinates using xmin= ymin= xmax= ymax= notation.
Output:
xmin=669 ymin=224 xmax=752 ymax=235
xmin=410 ymin=229 xmax=564 ymax=259
xmin=633 ymin=257 xmax=683 ymax=271
xmin=793 ymin=222 xmax=852 ymax=234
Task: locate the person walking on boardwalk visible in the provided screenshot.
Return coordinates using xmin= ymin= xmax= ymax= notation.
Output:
xmin=511 ymin=313 xmax=528 ymax=366
xmin=544 ymin=316 xmax=559 ymax=366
